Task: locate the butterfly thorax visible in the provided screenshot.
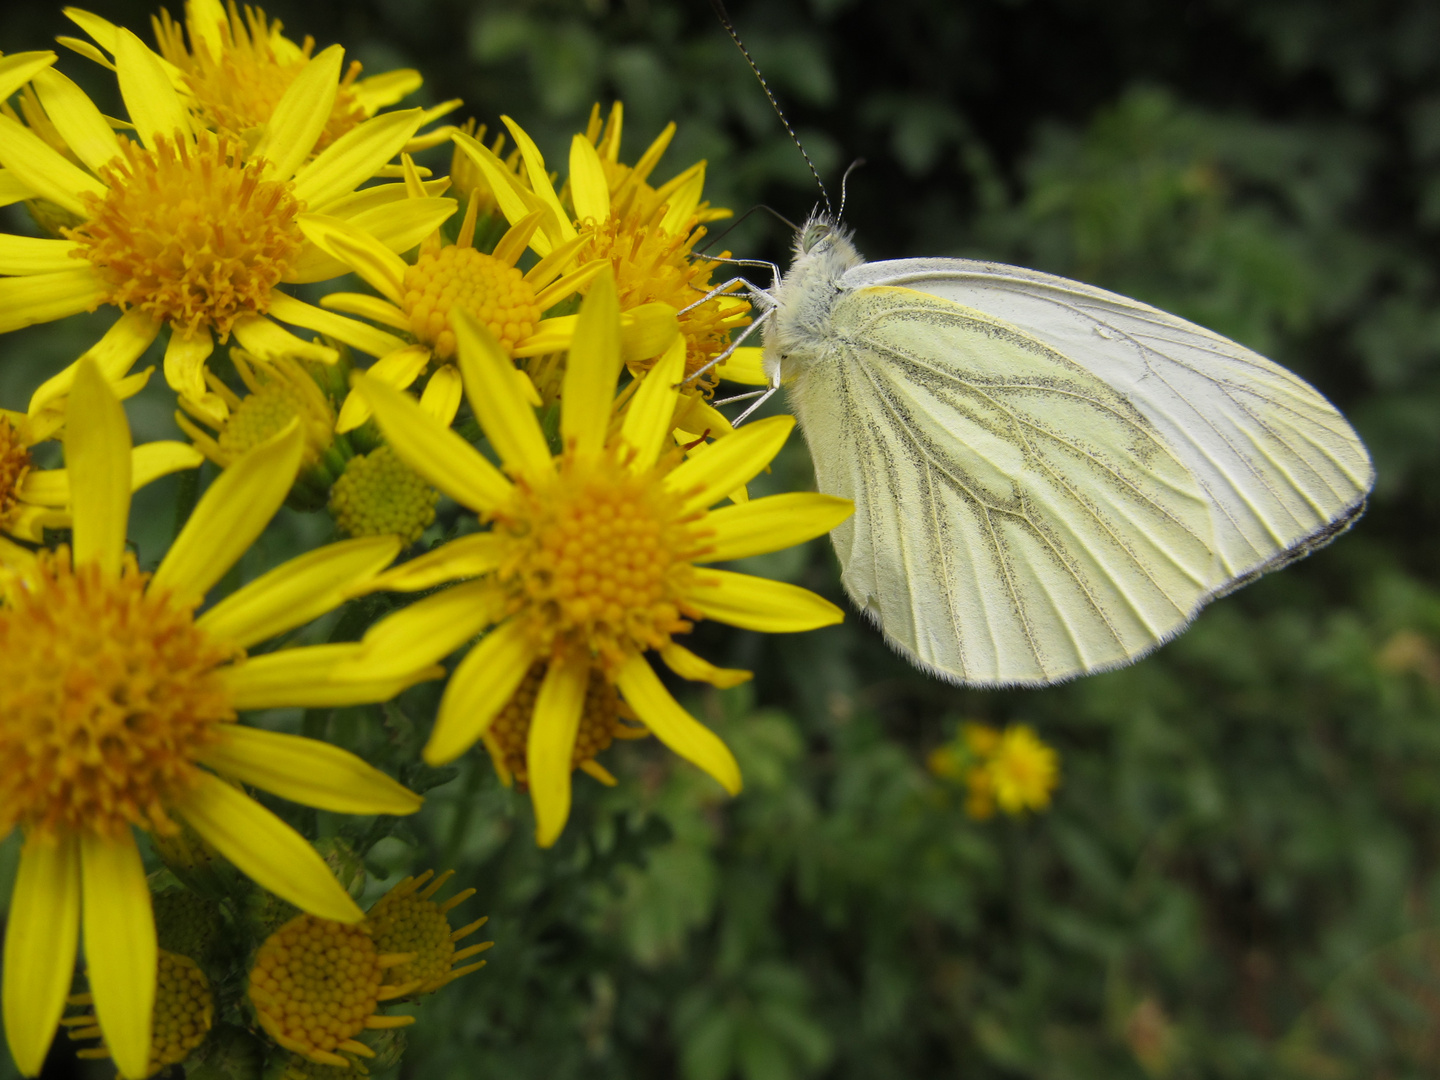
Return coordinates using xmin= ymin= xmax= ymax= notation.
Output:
xmin=761 ymin=215 xmax=864 ymax=384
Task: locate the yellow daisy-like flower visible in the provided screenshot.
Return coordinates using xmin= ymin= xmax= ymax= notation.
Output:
xmin=60 ymin=0 xmax=459 ymax=160
xmin=0 ymin=360 xmax=440 ymax=1080
xmin=366 ymin=869 xmax=492 ymax=996
xmin=0 ymin=31 xmax=454 ymax=422
xmin=341 ymin=271 xmax=852 ymax=845
xmin=302 ymin=166 xmax=607 ymax=431
xmin=987 ymin=725 xmax=1061 ymax=815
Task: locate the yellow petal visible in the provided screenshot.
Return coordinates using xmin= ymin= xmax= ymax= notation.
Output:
xmin=491 ymin=209 xmax=547 ymax=268
xmin=687 ymin=568 xmax=845 ymax=632
xmin=183 ymin=0 xmax=227 ymax=60
xmin=131 ymin=440 xmax=204 ymax=490
xmin=615 ymin=653 xmax=741 ymax=794
xmin=449 ymin=130 xmax=555 ymax=255
xmin=320 ymin=176 xmax=449 ymax=219
xmin=296 ymin=213 xmax=407 ymax=302
xmin=697 ymin=492 xmax=854 ymax=563
xmin=619 ymin=303 xmax=681 ymax=364
xmin=529 ymin=258 xmax=608 ymax=311
xmin=153 ymin=421 xmax=303 ymax=604
xmin=197 ymin=535 xmax=400 ymax=648
xmin=230 ymin=314 xmax=339 ymax=364
xmin=0 ymin=50 xmax=57 ymax=103
xmin=0 ymin=267 xmax=106 ymax=333
xmin=320 ymin=292 xmax=410 ymax=330
xmin=221 ymin=643 xmax=442 ymax=710
xmin=425 ymin=618 xmax=537 ymax=765
xmin=658 ymin=162 xmax=705 ymax=235
xmin=354 ymin=372 xmax=512 ymax=511
xmin=175 ymin=771 xmax=363 ymax=922
xmin=0 ymin=234 xmax=81 ymax=274
xmin=30 ymin=67 xmax=120 ymax=173
xmin=267 ymin=292 xmax=407 ymax=358
xmin=27 ymin=309 xmax=161 ymax=427
xmin=658 ymin=642 xmax=753 ymax=689
xmin=201 ymin=725 xmax=421 ymax=816
xmin=352 ymin=68 xmax=422 ymax=112
xmin=343 ymin=578 xmax=502 ymax=678
xmin=163 ymin=329 xmax=214 ymax=405
xmin=252 ymin=44 xmax=341 ymax=181
xmin=453 ymin=310 xmax=553 ymax=476
xmin=419 ymin=363 xmax=464 ymax=426
xmin=0 ymin=170 xmax=33 ymax=207
xmin=527 ymin=653 xmax=589 ymax=847
xmin=630 ymin=122 xmax=676 ymax=186
xmin=114 ymin=28 xmax=190 ymax=148
xmin=499 ymin=116 xmax=575 ymax=245
xmin=0 ymin=114 xmax=105 ymax=217
xmin=79 ymin=833 xmax=154 ymax=1080
xmin=291 ymin=108 xmax=426 ymax=210
xmin=568 ymin=133 xmax=610 ymax=223
xmin=3 ymin=832 xmax=80 ymax=1078
xmin=63 ymin=7 xmax=121 ymax=54
xmin=663 ymin=414 xmax=794 ymax=514
xmin=64 ymin=356 xmax=131 ymax=576
xmin=360 ymin=532 xmax=505 ymax=593
xmin=620 ymin=334 xmax=685 ymax=472
xmin=717 ymin=345 xmax=769 ymax=386
xmin=557 ymin=268 xmax=622 ymax=460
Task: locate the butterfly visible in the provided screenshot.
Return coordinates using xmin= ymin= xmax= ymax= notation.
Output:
xmin=750 ymin=214 xmax=1374 ymax=686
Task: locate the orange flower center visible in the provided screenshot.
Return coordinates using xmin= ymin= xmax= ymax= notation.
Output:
xmin=495 ymin=451 xmax=702 ymax=667
xmin=0 ymin=416 xmax=32 ymax=523
xmin=0 ymin=550 xmax=237 ymax=839
xmin=487 ymin=662 xmax=634 ymax=786
xmin=68 ymin=132 xmax=305 ymax=338
xmin=401 ymin=246 xmax=541 ymax=361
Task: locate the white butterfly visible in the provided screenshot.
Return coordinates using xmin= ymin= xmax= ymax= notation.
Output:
xmin=747 ymin=215 xmax=1374 ymax=687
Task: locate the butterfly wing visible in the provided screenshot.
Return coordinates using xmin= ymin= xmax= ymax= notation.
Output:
xmin=787 ymin=285 xmax=1227 ymax=685
xmin=844 ymin=258 xmax=1374 ymax=589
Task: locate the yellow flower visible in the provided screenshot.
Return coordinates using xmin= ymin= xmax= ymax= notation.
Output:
xmin=366 ymin=869 xmax=492 ymax=995
xmin=61 ymin=0 xmax=459 ymax=158
xmin=301 ymin=164 xmax=606 ymax=431
xmin=340 ymin=271 xmax=852 ymax=845
xmin=0 ymin=32 xmax=454 ymax=423
xmin=0 ymin=360 xmax=440 ymax=1079
xmin=986 ymin=725 xmax=1060 ymax=815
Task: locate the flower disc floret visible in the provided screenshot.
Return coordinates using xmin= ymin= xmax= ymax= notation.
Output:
xmin=64 ymin=948 xmax=213 ymax=1076
xmin=0 ymin=549 xmax=236 ymax=839
xmin=366 ymin=869 xmax=491 ymax=995
xmin=402 ymin=246 xmax=541 ymax=360
xmin=328 ymin=446 xmax=437 ymax=544
xmin=67 ymin=132 xmax=305 ymax=338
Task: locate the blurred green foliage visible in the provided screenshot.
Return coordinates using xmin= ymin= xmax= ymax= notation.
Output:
xmin=4 ymin=0 xmax=1440 ymax=1077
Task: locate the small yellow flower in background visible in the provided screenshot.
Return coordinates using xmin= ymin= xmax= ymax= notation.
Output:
xmin=328 ymin=445 xmax=438 ymax=545
xmin=366 ymin=869 xmax=493 ymax=995
xmin=61 ymin=950 xmax=214 ymax=1078
xmin=0 ymin=361 xmax=443 ymax=1079
xmin=0 ymin=31 xmax=454 ymax=422
xmin=928 ymin=722 xmax=1060 ymax=820
xmin=341 ymin=270 xmax=853 ymax=846
xmin=249 ymin=913 xmax=417 ymax=1067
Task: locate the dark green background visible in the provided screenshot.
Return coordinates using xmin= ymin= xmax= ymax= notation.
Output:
xmin=3 ymin=0 xmax=1440 ymax=1077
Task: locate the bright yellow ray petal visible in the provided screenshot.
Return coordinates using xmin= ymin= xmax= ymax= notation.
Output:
xmin=252 ymin=44 xmax=342 ymax=182
xmin=527 ymin=653 xmax=589 ymax=848
xmin=183 ymin=0 xmax=227 ymax=59
xmin=0 ymin=50 xmax=57 ymax=103
xmin=419 ymin=363 xmax=464 ymax=426
xmin=200 ymin=725 xmax=421 ymax=815
xmin=163 ymin=329 xmax=214 ymax=405
xmin=221 ymin=643 xmax=442 ymax=709
xmin=266 ymin=292 xmax=407 ymax=359
xmin=197 ymin=535 xmax=400 ymax=648
xmin=0 ymin=234 xmax=81 ymax=274
xmin=620 ymin=334 xmax=684 ymax=472
xmin=352 ymin=68 xmax=422 ymax=111
xmin=79 ymin=833 xmax=154 ymax=1080
xmin=230 ymin=314 xmax=338 ymax=364
xmin=663 ymin=414 xmax=794 ymax=514
xmin=30 ymin=67 xmax=120 ymax=173
xmin=449 ymin=131 xmax=554 ymax=255
xmin=175 ymin=771 xmax=363 ymax=922
xmin=320 ymin=292 xmax=409 ymax=330
xmin=3 ymin=832 xmax=80 ymax=1078
xmin=491 ymin=209 xmax=547 ymax=268
xmin=0 ymin=170 xmax=32 ymax=207
xmin=658 ymin=162 xmax=706 ymax=235
xmin=341 ymin=579 xmax=503 ymax=678
xmin=658 ymin=642 xmax=753 ymax=689
xmin=687 ymin=568 xmax=845 ymax=632
xmin=320 ymin=176 xmax=448 ymax=219
xmin=568 ymin=133 xmax=610 ymax=223
xmin=64 ymin=357 xmax=131 ymax=576
xmin=615 ymin=653 xmax=741 ymax=794
xmin=697 ymin=492 xmax=854 ymax=563
xmin=499 ymin=116 xmax=575 ymax=245
xmin=27 ymin=439 xmax=206 ymax=506
xmin=354 ymin=372 xmax=512 ymax=512
xmin=152 ymin=421 xmax=303 ymax=603
xmin=619 ymin=303 xmax=682 ymax=364
xmin=453 ymin=310 xmax=553 ymax=477
xmin=717 ymin=346 xmax=768 ymax=386
xmin=296 ymin=214 xmax=407 ymax=302
xmin=0 ymin=114 xmax=105 ymax=216
xmin=358 ymin=532 xmax=504 ymax=593
xmin=0 ymin=267 xmax=106 ymax=333
xmin=27 ymin=310 xmax=161 ymax=436
xmin=425 ymin=618 xmax=537 ymax=765
xmin=559 ymin=268 xmax=622 ymax=460
xmin=288 ymin=196 xmax=454 ymax=285
xmin=529 ymin=258 xmax=608 ymax=312
xmin=291 ymin=108 xmax=426 ymax=211
xmin=114 ymin=28 xmax=190 ymax=148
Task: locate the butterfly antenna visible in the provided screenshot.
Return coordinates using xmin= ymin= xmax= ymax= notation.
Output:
xmin=838 ymin=158 xmax=865 ymax=221
xmin=709 ymin=0 xmax=834 ymax=219
xmin=696 ymin=204 xmax=800 ymax=254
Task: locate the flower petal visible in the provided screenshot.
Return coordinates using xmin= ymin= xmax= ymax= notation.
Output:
xmin=0 ymin=267 xmax=107 ymax=333
xmin=197 ymin=535 xmax=400 ymax=648
xmin=291 ymin=108 xmax=426 ymax=211
xmin=568 ymin=133 xmax=610 ymax=223
xmin=252 ymin=44 xmax=341 ymax=182
xmin=352 ymin=68 xmax=422 ymax=112
xmin=353 ymin=371 xmax=512 ymax=512
xmin=697 ymin=492 xmax=854 ymax=563
xmin=657 ymin=161 xmax=706 ymax=235
xmin=687 ymin=568 xmax=845 ymax=632
xmin=663 ymin=414 xmax=794 ymax=514
xmin=615 ymin=653 xmax=741 ymax=794
xmin=0 ymin=114 xmax=105 ymax=216
xmin=0 ymin=234 xmax=81 ymax=274
xmin=230 ymin=314 xmax=339 ymax=364
xmin=717 ymin=345 xmax=769 ymax=386
xmin=449 ymin=130 xmax=554 ymax=255
xmin=200 ymin=725 xmax=421 ymax=816
xmin=131 ymin=440 xmax=205 ymax=489
xmin=27 ymin=310 xmax=162 ymax=433
xmin=342 ymin=579 xmax=503 ymax=677
xmin=175 ymin=771 xmax=363 ymax=922
xmin=658 ymin=642 xmax=753 ymax=689
xmin=221 ymin=643 xmax=442 ymax=709
xmin=419 ymin=363 xmax=464 ymax=426
xmin=64 ymin=357 xmax=131 ymax=576
xmin=79 ymin=833 xmax=155 ymax=1080
xmin=527 ymin=654 xmax=589 ymax=847
xmin=31 ymin=67 xmax=120 ymax=173
xmin=454 ymin=310 xmax=553 ymax=477
xmin=359 ymin=532 xmax=505 ymax=593
xmin=630 ymin=122 xmax=676 ymax=185
xmin=266 ymin=292 xmax=407 ymax=358
xmin=153 ymin=421 xmax=303 ymax=604
xmin=425 ymin=618 xmax=537 ymax=765
xmin=296 ymin=213 xmax=407 ymax=302
xmin=319 ymin=292 xmax=409 ymax=330
xmin=499 ymin=116 xmax=576 ymax=245
xmin=0 ymin=50 xmax=56 ymax=103
xmin=620 ymin=333 xmax=685 ymax=472
xmin=3 ymin=832 xmax=80 ymax=1077
xmin=559 ymin=268 xmax=622 ymax=460
xmin=163 ymin=329 xmax=214 ymax=405
xmin=114 ymin=28 xmax=191 ymax=148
